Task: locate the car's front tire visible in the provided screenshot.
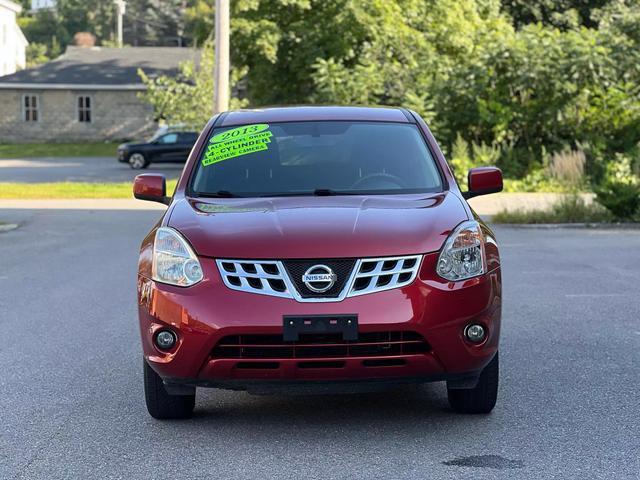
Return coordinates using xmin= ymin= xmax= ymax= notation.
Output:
xmin=143 ymin=360 xmax=195 ymax=419
xmin=129 ymin=152 xmax=149 ymax=169
xmin=447 ymin=352 xmax=499 ymax=414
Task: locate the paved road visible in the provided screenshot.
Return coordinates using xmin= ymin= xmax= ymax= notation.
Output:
xmin=0 ymin=157 xmax=183 ymax=183
xmin=0 ymin=209 xmax=638 ymax=479
xmin=0 ymin=156 xmax=588 ymax=217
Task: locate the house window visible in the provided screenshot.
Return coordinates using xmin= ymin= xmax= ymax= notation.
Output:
xmin=23 ymin=95 xmax=39 ymax=122
xmin=78 ymin=96 xmax=92 ymax=122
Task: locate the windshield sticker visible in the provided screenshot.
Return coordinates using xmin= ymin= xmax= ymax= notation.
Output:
xmin=202 ymin=124 xmax=273 ymax=166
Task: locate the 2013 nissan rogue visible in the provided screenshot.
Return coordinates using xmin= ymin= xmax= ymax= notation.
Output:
xmin=133 ymin=106 xmax=504 ymax=419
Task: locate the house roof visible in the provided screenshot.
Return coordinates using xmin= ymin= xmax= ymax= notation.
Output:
xmin=0 ymin=0 xmax=22 ymax=13
xmin=0 ymin=46 xmax=200 ymax=90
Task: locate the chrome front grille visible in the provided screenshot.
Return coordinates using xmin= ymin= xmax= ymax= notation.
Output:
xmin=216 ymin=260 xmax=291 ymax=298
xmin=216 ymin=255 xmax=422 ymax=302
xmin=349 ymin=256 xmax=422 ymax=296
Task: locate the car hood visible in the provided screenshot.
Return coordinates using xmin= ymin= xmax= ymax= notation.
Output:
xmin=119 ymin=141 xmax=148 ymax=149
xmin=168 ymin=192 xmax=468 ymax=259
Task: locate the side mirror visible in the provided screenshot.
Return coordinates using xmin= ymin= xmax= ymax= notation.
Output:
xmin=133 ymin=174 xmax=170 ymax=205
xmin=463 ymin=167 xmax=503 ymax=199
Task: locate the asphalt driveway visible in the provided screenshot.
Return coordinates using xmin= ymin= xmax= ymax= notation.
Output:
xmin=0 ymin=209 xmax=638 ymax=479
xmin=0 ymin=156 xmax=183 ymax=183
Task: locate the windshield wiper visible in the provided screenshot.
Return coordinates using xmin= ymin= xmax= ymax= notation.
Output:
xmin=257 ymin=189 xmax=360 ymax=197
xmin=313 ymin=188 xmax=338 ymax=196
xmin=195 ymin=190 xmax=241 ymax=198
xmin=313 ymin=189 xmax=365 ymax=196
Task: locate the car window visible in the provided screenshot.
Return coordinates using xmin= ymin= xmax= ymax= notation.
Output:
xmin=157 ymin=133 xmax=178 ymax=144
xmin=178 ymin=133 xmax=198 ymax=143
xmin=190 ymin=121 xmax=442 ymax=197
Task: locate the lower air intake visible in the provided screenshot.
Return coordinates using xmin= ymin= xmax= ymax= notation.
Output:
xmin=211 ymin=331 xmax=431 ymax=359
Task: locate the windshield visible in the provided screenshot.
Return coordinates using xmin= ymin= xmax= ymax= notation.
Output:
xmin=189 ymin=121 xmax=442 ymax=197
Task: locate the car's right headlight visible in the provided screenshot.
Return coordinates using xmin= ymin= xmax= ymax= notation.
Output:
xmin=152 ymin=227 xmax=204 ymax=287
xmin=436 ymin=220 xmax=485 ymax=281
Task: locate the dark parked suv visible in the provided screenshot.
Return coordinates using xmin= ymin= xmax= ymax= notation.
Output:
xmin=118 ymin=131 xmax=198 ymax=169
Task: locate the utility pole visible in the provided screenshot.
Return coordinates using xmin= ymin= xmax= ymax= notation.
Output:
xmin=177 ymin=0 xmax=187 ymax=47
xmin=214 ymin=0 xmax=230 ymax=113
xmin=115 ymin=0 xmax=127 ymax=48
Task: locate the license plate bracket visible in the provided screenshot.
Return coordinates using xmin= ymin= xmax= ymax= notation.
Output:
xmin=283 ymin=314 xmax=358 ymax=342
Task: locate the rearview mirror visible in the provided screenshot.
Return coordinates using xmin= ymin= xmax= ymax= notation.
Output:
xmin=133 ymin=174 xmax=170 ymax=205
xmin=463 ymin=167 xmax=503 ymax=199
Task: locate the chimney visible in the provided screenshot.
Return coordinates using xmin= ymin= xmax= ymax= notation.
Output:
xmin=72 ymin=32 xmax=97 ymax=47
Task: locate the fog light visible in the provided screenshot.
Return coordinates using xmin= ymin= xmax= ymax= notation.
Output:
xmin=464 ymin=324 xmax=486 ymax=343
xmin=155 ymin=330 xmax=177 ymax=350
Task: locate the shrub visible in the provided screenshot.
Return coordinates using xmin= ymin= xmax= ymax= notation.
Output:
xmin=449 ymin=134 xmax=474 ymax=187
xmin=594 ymin=155 xmax=640 ymax=220
xmin=471 ymin=142 xmax=501 ymax=167
xmin=595 ymin=182 xmax=640 ymax=220
xmin=449 ymin=134 xmax=504 ymax=189
xmin=502 ymin=168 xmax=568 ymax=193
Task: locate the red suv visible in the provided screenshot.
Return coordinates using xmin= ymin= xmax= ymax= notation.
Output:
xmin=134 ymin=107 xmax=503 ymax=419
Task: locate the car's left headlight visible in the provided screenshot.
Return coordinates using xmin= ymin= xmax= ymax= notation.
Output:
xmin=436 ymin=220 xmax=485 ymax=281
xmin=152 ymin=227 xmax=204 ymax=287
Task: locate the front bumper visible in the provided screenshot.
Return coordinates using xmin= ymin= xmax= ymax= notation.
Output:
xmin=138 ymin=252 xmax=501 ymax=390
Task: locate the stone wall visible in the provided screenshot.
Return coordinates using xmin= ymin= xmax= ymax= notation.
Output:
xmin=0 ymin=89 xmax=158 ymax=142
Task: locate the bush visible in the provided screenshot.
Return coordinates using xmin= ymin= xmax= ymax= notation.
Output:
xmin=449 ymin=134 xmax=503 ymax=190
xmin=595 ymin=182 xmax=640 ymax=220
xmin=594 ymin=154 xmax=640 ymax=220
xmin=449 ymin=134 xmax=474 ymax=187
xmin=502 ymin=169 xmax=569 ymax=193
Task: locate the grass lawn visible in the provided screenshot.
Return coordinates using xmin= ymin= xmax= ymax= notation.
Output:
xmin=0 ymin=180 xmax=178 ymax=199
xmin=0 ymin=143 xmax=121 ymax=158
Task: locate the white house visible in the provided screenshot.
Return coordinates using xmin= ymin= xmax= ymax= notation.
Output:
xmin=0 ymin=0 xmax=28 ymax=77
xmin=31 ymin=0 xmax=56 ymax=11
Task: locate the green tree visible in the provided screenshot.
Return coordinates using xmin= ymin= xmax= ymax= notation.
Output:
xmin=18 ymin=9 xmax=67 ymax=61
xmin=55 ymin=0 xmax=117 ymax=42
xmin=501 ymin=0 xmax=611 ymax=29
xmin=125 ymin=0 xmax=189 ymax=46
xmin=138 ymin=41 xmax=247 ymax=129
xmin=184 ymin=0 xmax=215 ymax=45
xmin=137 ymin=0 xmax=640 ymax=186
xmin=25 ymin=43 xmax=50 ymax=67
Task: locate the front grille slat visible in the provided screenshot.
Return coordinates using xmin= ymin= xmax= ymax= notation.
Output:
xmin=216 ymin=255 xmax=422 ymax=302
xmin=348 ymin=255 xmax=421 ymax=297
xmin=216 ymin=260 xmax=292 ymax=298
xmin=212 ymin=331 xmax=431 ymax=359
